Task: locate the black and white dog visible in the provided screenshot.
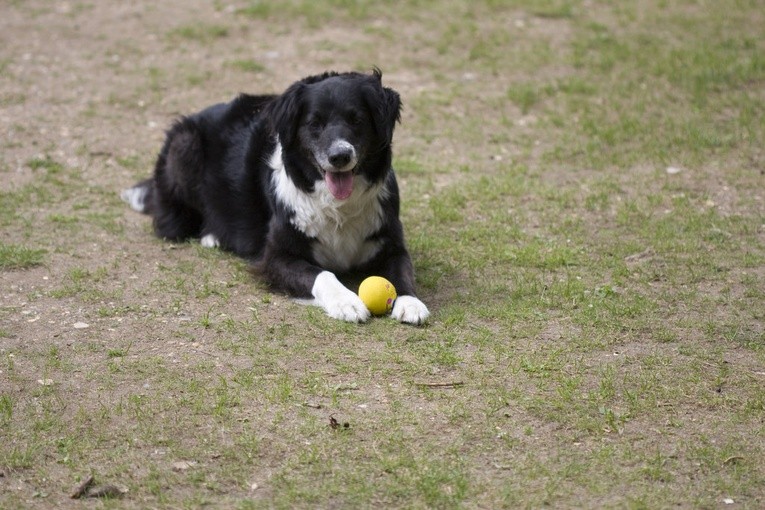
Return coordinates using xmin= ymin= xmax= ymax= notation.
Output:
xmin=122 ymin=69 xmax=429 ymax=325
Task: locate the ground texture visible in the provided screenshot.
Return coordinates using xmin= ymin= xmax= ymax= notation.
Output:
xmin=1 ymin=1 xmax=764 ymax=508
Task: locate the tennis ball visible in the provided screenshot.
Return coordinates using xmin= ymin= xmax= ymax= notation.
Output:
xmin=358 ymin=276 xmax=397 ymax=316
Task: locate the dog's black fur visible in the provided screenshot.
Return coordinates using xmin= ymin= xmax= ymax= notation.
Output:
xmin=123 ymin=70 xmax=429 ymax=324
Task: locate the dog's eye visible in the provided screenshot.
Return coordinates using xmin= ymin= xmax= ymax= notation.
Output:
xmin=347 ymin=113 xmax=362 ymax=126
xmin=306 ymin=116 xmax=324 ymax=130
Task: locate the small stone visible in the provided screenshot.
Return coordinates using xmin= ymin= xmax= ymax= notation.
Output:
xmin=666 ymin=166 xmax=682 ymax=175
xmin=73 ymin=322 xmax=89 ymax=329
xmin=172 ymin=461 xmax=197 ymax=472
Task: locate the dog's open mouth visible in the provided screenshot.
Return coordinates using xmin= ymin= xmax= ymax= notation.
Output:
xmin=325 ymin=170 xmax=354 ymax=200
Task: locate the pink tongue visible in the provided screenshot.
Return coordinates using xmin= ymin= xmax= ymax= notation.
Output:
xmin=325 ymin=171 xmax=354 ymax=200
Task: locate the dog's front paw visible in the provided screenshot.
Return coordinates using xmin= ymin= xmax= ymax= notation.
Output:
xmin=312 ymin=271 xmax=371 ymax=323
xmin=200 ymin=234 xmax=220 ymax=248
xmin=392 ymin=296 xmax=430 ymax=325
xmin=324 ymin=293 xmax=371 ymax=323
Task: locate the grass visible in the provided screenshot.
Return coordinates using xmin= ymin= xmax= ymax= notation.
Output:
xmin=167 ymin=23 xmax=229 ymax=43
xmin=225 ymin=59 xmax=266 ymax=74
xmin=1 ymin=0 xmax=764 ymax=508
xmin=0 ymin=243 xmax=46 ymax=270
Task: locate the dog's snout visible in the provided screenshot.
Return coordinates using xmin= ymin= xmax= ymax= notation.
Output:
xmin=327 ymin=141 xmax=356 ymax=170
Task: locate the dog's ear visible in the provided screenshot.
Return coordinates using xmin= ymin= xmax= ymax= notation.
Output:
xmin=266 ymin=83 xmax=304 ymax=147
xmin=369 ymin=69 xmax=402 ymax=144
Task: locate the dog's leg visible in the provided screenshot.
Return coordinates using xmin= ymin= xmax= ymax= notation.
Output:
xmin=263 ymin=241 xmax=370 ymax=323
xmin=311 ymin=271 xmax=371 ymax=323
xmin=200 ymin=234 xmax=220 ymax=248
xmin=147 ymin=119 xmax=206 ymax=242
xmin=377 ymin=252 xmax=430 ymax=325
xmin=391 ymin=296 xmax=430 ymax=325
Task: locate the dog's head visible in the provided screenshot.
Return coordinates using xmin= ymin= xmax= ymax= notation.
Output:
xmin=268 ymin=69 xmax=401 ymax=200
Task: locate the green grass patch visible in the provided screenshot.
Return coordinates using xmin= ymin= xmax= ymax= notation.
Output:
xmin=167 ymin=23 xmax=229 ymax=43
xmin=0 ymin=243 xmax=46 ymax=270
xmin=236 ymin=0 xmax=376 ymax=26
xmin=225 ymin=59 xmax=266 ymax=74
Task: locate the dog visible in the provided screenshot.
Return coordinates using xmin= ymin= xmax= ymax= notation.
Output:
xmin=122 ymin=69 xmax=429 ymax=325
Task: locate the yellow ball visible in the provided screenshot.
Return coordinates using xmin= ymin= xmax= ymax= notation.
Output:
xmin=358 ymin=276 xmax=397 ymax=316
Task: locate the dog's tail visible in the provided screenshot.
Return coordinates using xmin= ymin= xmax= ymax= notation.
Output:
xmin=120 ymin=178 xmax=154 ymax=215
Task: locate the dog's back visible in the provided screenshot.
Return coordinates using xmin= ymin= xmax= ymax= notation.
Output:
xmin=123 ymin=94 xmax=277 ymax=254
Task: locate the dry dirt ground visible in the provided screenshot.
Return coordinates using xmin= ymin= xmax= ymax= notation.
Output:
xmin=2 ymin=1 xmax=764 ymax=508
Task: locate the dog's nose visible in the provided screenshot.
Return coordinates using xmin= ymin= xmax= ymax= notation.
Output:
xmin=328 ymin=141 xmax=356 ymax=170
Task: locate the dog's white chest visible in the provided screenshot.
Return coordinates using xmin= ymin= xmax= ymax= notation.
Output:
xmin=307 ymin=205 xmax=384 ymax=272
xmin=270 ymin=145 xmax=387 ymax=272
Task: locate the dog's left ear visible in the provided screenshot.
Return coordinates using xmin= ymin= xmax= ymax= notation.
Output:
xmin=266 ymin=83 xmax=304 ymax=147
xmin=368 ymin=69 xmax=401 ymax=144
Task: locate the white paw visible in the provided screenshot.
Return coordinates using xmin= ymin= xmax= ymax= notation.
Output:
xmin=200 ymin=234 xmax=220 ymax=248
xmin=391 ymin=295 xmax=430 ymax=325
xmin=312 ymin=271 xmax=371 ymax=323
xmin=324 ymin=293 xmax=371 ymax=323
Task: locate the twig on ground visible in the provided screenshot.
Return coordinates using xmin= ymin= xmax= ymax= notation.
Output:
xmin=414 ymin=381 xmax=465 ymax=388
xmin=86 ymin=484 xmax=127 ymax=499
xmin=70 ymin=475 xmax=95 ymax=499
